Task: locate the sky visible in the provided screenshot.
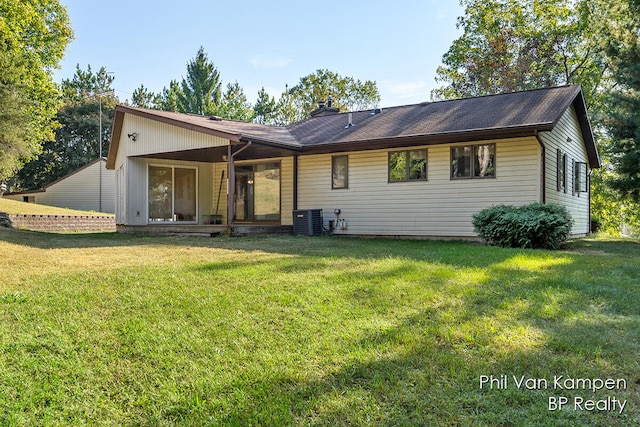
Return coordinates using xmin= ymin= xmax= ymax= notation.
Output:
xmin=54 ymin=0 xmax=465 ymax=108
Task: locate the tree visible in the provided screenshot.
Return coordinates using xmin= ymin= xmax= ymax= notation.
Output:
xmin=253 ymin=87 xmax=276 ymax=124
xmin=432 ymin=0 xmax=608 ymax=110
xmin=131 ymin=84 xmax=159 ymax=109
xmin=272 ymin=85 xmax=301 ymax=126
xmin=605 ymin=0 xmax=640 ymax=203
xmin=287 ymin=69 xmax=380 ymax=121
xmin=177 ymin=47 xmax=222 ymax=115
xmin=591 ymin=167 xmax=640 ymax=235
xmin=157 ymin=80 xmax=182 ymax=112
xmin=0 ymin=51 xmax=30 ymax=179
xmin=0 ymin=0 xmax=73 ymax=180
xmin=218 ymin=81 xmax=253 ymax=121
xmin=11 ymin=65 xmax=117 ymax=191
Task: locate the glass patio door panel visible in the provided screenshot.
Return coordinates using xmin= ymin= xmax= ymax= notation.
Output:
xmin=174 ymin=168 xmax=196 ymax=221
xmin=148 ymin=165 xmax=197 ymax=223
xmin=234 ymin=166 xmax=254 ymax=221
xmin=234 ymin=162 xmax=280 ymax=222
xmin=149 ymin=166 xmax=173 ymax=222
xmin=254 ymin=163 xmax=280 ymax=221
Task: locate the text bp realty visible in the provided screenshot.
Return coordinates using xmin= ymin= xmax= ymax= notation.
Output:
xmin=480 ymin=375 xmax=628 ymax=414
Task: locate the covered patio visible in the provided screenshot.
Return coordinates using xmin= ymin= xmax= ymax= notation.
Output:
xmin=107 ymin=105 xmax=300 ymax=236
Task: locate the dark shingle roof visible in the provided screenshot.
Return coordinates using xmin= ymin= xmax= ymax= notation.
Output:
xmin=108 ymin=85 xmax=600 ymax=168
xmin=289 ymin=85 xmax=579 ymax=146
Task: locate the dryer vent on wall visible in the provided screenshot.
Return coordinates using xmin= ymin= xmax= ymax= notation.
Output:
xmin=293 ymin=209 xmax=323 ymax=236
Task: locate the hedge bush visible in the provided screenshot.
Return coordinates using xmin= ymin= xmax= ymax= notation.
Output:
xmin=472 ymin=203 xmax=573 ymax=249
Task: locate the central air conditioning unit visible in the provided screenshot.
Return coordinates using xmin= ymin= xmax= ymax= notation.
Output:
xmin=293 ymin=209 xmax=323 ymax=236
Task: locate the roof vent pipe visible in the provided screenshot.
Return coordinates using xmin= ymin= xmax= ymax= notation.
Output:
xmin=327 ymin=96 xmax=333 ymax=108
xmin=345 ymin=112 xmax=354 ymax=128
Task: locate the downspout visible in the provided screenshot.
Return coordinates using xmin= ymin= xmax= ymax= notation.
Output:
xmin=588 ymin=171 xmax=592 ymax=233
xmin=535 ymin=132 xmax=546 ymax=204
xmin=226 ymin=140 xmax=252 ymax=236
xmin=293 ymin=155 xmax=298 ymax=211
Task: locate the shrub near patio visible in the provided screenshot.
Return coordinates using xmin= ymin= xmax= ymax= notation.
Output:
xmin=0 ymin=229 xmax=638 ymax=426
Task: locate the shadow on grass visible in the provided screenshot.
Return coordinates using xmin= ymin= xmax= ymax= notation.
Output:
xmin=202 ymin=245 xmax=640 ymax=426
xmin=3 ymin=227 xmax=639 ymax=425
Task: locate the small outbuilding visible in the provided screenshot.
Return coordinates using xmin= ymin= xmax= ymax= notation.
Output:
xmin=4 ymin=158 xmax=116 ymax=214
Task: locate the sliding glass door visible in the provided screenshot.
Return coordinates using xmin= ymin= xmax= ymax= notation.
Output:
xmin=234 ymin=162 xmax=280 ymax=222
xmin=148 ymin=165 xmax=197 ymax=223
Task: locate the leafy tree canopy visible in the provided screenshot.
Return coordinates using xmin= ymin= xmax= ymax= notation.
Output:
xmin=11 ymin=65 xmax=117 ymax=191
xmin=253 ymin=87 xmax=277 ymax=125
xmin=0 ymin=0 xmax=73 ymax=180
xmin=432 ymin=0 xmax=609 ymax=111
xmin=288 ymin=69 xmax=380 ymax=122
xmin=218 ymin=81 xmax=254 ymax=122
xmin=131 ymin=49 xmax=381 ymax=126
xmin=131 ymin=84 xmax=160 ymax=109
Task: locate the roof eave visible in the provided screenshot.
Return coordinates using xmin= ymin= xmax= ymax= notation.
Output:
xmin=239 ymin=135 xmax=303 ymax=152
xmin=571 ymin=89 xmax=601 ymax=169
xmin=106 ymin=105 xmax=244 ymax=170
xmin=300 ymin=125 xmax=547 ymax=154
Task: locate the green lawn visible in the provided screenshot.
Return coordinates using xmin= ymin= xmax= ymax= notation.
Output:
xmin=0 ymin=229 xmax=638 ymax=426
xmin=0 ymin=198 xmax=113 ymax=216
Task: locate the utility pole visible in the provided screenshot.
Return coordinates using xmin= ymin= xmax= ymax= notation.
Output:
xmin=97 ymin=73 xmax=114 ymax=212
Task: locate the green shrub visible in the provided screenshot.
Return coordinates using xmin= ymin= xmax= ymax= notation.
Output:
xmin=472 ymin=203 xmax=573 ymax=249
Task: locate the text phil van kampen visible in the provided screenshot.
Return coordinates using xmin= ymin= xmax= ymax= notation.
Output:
xmin=478 ymin=374 xmax=628 ymax=414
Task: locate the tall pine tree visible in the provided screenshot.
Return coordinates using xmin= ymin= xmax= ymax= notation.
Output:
xmin=606 ymin=0 xmax=640 ymax=202
xmin=177 ymin=47 xmax=222 ymax=115
xmin=253 ymin=87 xmax=276 ymax=124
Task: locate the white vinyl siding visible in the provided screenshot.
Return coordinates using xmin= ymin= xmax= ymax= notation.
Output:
xmin=540 ymin=105 xmax=591 ymax=236
xmin=5 ymin=160 xmax=116 ymax=213
xmin=297 ymin=138 xmax=541 ymax=238
xmin=118 ymin=114 xmax=229 ymax=160
xmin=116 ymin=165 xmax=125 ymax=224
xmin=113 ymin=113 xmax=223 ymax=226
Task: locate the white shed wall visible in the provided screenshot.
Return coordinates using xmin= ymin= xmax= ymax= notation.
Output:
xmin=6 ymin=160 xmax=115 ymax=213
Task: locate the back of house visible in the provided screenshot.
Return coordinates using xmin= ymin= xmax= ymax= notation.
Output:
xmin=107 ymin=85 xmax=600 ymax=238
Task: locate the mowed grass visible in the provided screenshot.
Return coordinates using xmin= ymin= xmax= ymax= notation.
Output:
xmin=0 ymin=198 xmax=112 ymax=216
xmin=0 ymin=229 xmax=638 ymax=426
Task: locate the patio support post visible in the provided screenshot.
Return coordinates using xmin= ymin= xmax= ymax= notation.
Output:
xmin=227 ymin=144 xmax=235 ymax=236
